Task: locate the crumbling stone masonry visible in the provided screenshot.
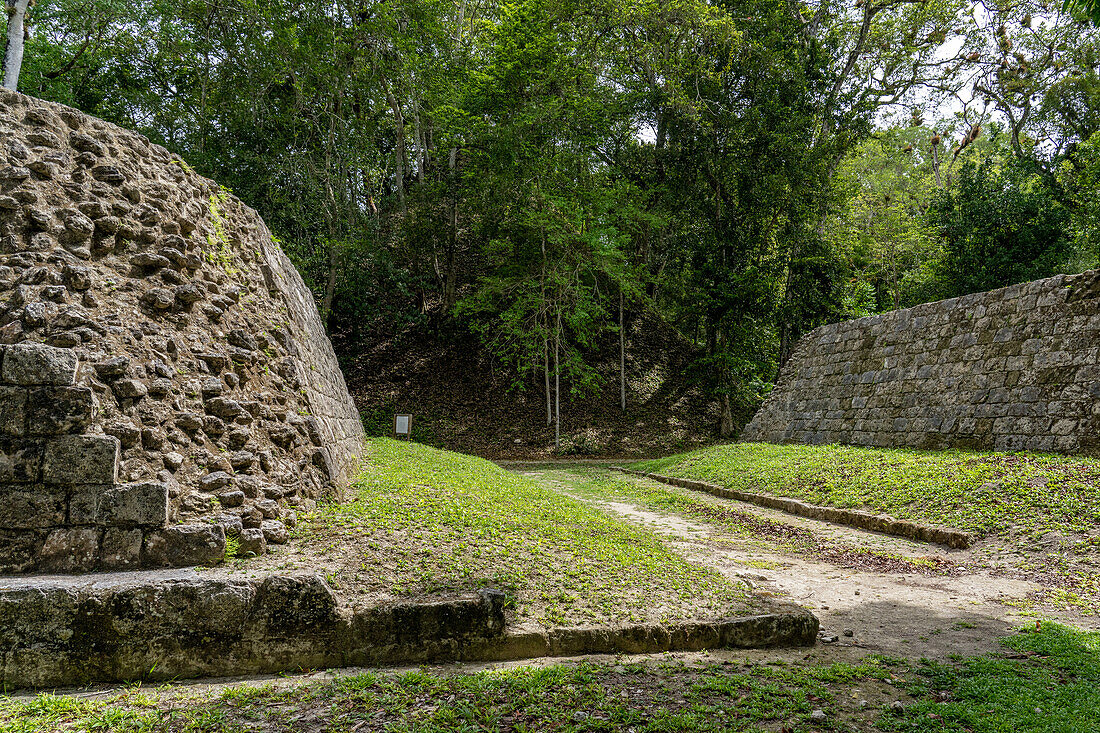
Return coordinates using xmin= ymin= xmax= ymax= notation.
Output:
xmin=0 ymin=90 xmax=365 ymax=572
xmin=743 ymin=270 xmax=1100 ymax=455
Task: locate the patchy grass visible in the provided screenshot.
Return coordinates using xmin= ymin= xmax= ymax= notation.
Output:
xmin=884 ymin=621 xmax=1100 ymax=732
xmin=550 ymin=467 xmax=963 ymax=577
xmin=290 ymin=438 xmax=753 ymax=627
xmin=2 ymin=623 xmax=1095 ymax=732
xmin=0 ymin=661 xmax=889 ymax=732
xmin=635 ymin=443 xmax=1100 ymax=539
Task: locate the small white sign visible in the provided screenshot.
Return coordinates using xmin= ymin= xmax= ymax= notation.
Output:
xmin=394 ymin=414 xmax=411 ymax=436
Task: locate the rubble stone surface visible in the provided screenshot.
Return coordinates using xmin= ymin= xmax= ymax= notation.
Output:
xmin=0 ymin=90 xmax=364 ymax=572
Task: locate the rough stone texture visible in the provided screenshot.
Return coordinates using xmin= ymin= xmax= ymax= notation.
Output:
xmin=143 ymin=523 xmax=226 ymax=567
xmin=70 ymin=481 xmax=170 ymax=527
xmin=743 ymin=270 xmax=1100 ymax=456
xmin=42 ymin=434 xmax=119 ymax=484
xmin=0 ymin=90 xmax=365 ymax=572
xmin=2 ymin=342 xmax=77 ymax=385
xmin=0 ymin=572 xmax=817 ymax=689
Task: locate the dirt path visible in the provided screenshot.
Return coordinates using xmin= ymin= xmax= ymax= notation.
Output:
xmin=522 ymin=467 xmax=1097 ymax=661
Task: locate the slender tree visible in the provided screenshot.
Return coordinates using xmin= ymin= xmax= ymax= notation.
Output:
xmin=2 ymin=0 xmax=32 ymax=90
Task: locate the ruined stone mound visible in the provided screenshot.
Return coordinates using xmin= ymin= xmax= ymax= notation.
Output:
xmin=0 ymin=90 xmax=365 ymax=573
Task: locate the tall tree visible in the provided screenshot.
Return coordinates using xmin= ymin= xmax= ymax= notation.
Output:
xmin=2 ymin=0 xmax=32 ymax=90
xmin=929 ymin=149 xmax=1072 ymax=297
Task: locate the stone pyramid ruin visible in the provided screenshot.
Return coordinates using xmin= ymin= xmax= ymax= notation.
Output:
xmin=0 ymin=90 xmax=365 ymax=573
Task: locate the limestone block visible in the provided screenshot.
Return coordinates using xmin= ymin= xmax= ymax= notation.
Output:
xmin=93 ymin=356 xmax=129 ymax=381
xmin=103 ymin=421 xmax=141 ymax=447
xmin=37 ymin=527 xmax=100 ymax=572
xmin=0 ymin=530 xmax=41 ymax=572
xmin=42 ymin=435 xmax=119 ymax=485
xmin=0 ymin=439 xmax=44 ymax=483
xmin=143 ymin=523 xmax=226 ymax=567
xmin=0 ymin=485 xmax=66 ymax=528
xmin=91 ymin=165 xmax=126 ymax=185
xmin=2 ymin=343 xmax=77 ymax=386
xmin=112 ymin=379 xmax=148 ymax=399
xmin=26 ymin=386 xmax=96 ymax=435
xmin=261 ymin=519 xmax=288 ymax=544
xmin=68 ymin=484 xmax=110 ymax=525
xmin=213 ymin=511 xmax=243 ymax=537
xmin=205 ymin=397 xmax=247 ymax=421
xmin=199 ymin=471 xmax=232 ymax=492
xmin=70 ymin=482 xmax=168 ymax=527
xmin=237 ymin=527 xmax=266 ymax=556
xmin=0 ymin=387 xmax=26 ymax=436
xmin=99 ymin=527 xmax=144 ymax=569
xmin=70 ymin=132 xmax=107 ymax=156
xmin=217 ymin=490 xmax=245 ymax=507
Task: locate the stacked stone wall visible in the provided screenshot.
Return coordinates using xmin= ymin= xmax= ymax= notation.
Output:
xmin=0 ymin=90 xmax=365 ymax=572
xmin=743 ymin=270 xmax=1100 ymax=454
xmin=257 ymin=240 xmax=363 ymax=492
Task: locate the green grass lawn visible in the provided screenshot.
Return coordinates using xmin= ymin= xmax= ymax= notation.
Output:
xmin=634 ymin=443 xmax=1100 ymax=539
xmin=2 ymin=623 xmax=1095 ymax=732
xmin=290 ymin=438 xmax=753 ymax=626
xmin=887 ymin=622 xmax=1100 ymax=733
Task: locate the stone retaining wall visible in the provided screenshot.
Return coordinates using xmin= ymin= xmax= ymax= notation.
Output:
xmin=0 ymin=572 xmax=818 ymax=689
xmin=0 ymin=342 xmax=216 ymax=572
xmin=743 ymin=270 xmax=1100 ymax=455
xmin=258 ymin=238 xmax=363 ymax=494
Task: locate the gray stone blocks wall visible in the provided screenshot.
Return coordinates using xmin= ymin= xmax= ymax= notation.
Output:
xmin=0 ymin=342 xmax=186 ymax=572
xmin=258 ymin=234 xmax=364 ymax=496
xmin=743 ymin=270 xmax=1100 ymax=455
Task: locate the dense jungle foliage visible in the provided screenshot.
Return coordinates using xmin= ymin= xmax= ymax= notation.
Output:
xmin=5 ymin=0 xmax=1100 ymax=435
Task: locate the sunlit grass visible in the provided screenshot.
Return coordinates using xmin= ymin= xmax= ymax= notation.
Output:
xmin=636 ymin=443 xmax=1100 ymax=538
xmin=300 ymin=438 xmax=751 ymax=626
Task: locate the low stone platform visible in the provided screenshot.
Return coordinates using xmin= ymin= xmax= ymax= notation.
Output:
xmin=0 ymin=570 xmax=818 ymax=689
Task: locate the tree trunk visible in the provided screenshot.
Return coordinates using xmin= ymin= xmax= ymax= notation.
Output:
xmin=541 ymin=226 xmax=551 ymax=426
xmin=2 ymin=0 xmax=32 ymax=91
xmin=554 ymin=305 xmax=561 ymax=450
xmin=322 ymin=244 xmax=338 ymax=325
xmin=777 ymin=325 xmax=792 ymax=376
xmin=319 ymin=104 xmax=342 ymax=330
xmin=544 ymin=322 xmax=551 ymax=426
xmin=619 ymin=289 xmax=626 ymax=412
xmin=719 ymin=394 xmax=734 ymax=438
xmin=412 ymin=101 xmax=427 ymax=185
xmin=381 ymin=78 xmax=407 ymax=211
xmin=445 ymin=147 xmax=459 ymax=308
xmin=930 ymin=138 xmax=942 ymax=188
